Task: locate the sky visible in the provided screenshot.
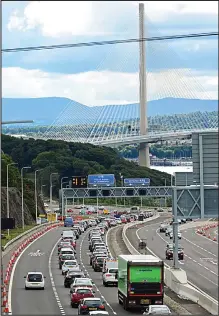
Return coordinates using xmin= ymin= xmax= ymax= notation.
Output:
xmin=2 ymin=1 xmax=218 ymax=106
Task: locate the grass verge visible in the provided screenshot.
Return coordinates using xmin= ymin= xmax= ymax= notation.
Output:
xmin=1 ymin=224 xmax=37 ymax=247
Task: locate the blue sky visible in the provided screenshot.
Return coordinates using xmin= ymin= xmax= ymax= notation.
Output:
xmin=2 ymin=1 xmax=218 ymax=106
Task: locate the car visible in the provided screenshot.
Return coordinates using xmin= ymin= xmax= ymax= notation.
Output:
xmin=91 ymin=254 xmax=108 ymax=268
xmin=102 ymin=268 xmax=118 ymax=286
xmin=58 ymin=242 xmax=71 ymax=254
xmin=71 ymin=278 xmax=94 ymax=289
xmin=160 ymin=224 xmax=168 ymax=233
xmin=59 ymin=254 xmax=76 ymax=269
xmin=64 ymin=271 xmax=85 ymax=288
xmin=24 ymin=272 xmax=45 ymax=290
xmin=62 ymin=260 xmax=79 ymax=275
xmin=70 ymin=287 xmax=95 ymax=307
xmin=59 ymin=247 xmax=76 ymax=259
xmin=143 ymin=305 xmax=171 ymax=315
xmin=169 ymin=232 xmax=181 ymax=239
xmin=91 ymin=242 xmax=106 ymax=252
xmin=78 ymin=298 xmax=106 ymax=314
xmin=64 ymin=217 xmax=74 ymax=227
xmin=89 ymin=252 xmax=107 ymax=265
xmin=93 ymin=257 xmax=105 ymax=272
xmin=165 ymin=227 xmax=172 ymax=236
xmin=165 ymin=245 xmax=184 ymax=260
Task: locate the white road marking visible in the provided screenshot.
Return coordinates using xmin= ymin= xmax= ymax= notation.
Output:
xmin=182 ymin=235 xmax=218 ymax=257
xmin=79 ymin=231 xmax=117 ymax=315
xmin=8 ymin=228 xmax=57 ymax=314
xmin=28 ymin=249 xmax=44 ymax=256
xmin=49 ymin=237 xmax=66 ymax=315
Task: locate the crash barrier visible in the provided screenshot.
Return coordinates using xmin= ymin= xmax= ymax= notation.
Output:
xmin=1 ymin=222 xmax=63 ymax=313
xmin=123 ymin=220 xmax=218 ymax=315
xmin=195 ymin=222 xmax=218 ymax=241
xmin=2 ymin=221 xmax=62 ymax=252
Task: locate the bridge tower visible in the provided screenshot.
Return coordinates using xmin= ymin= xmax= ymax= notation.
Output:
xmin=139 ymin=3 xmax=150 ymax=168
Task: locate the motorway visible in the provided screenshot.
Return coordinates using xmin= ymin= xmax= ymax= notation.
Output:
xmin=125 ymin=215 xmax=218 ymax=301
xmin=9 ymin=225 xmax=141 ymax=315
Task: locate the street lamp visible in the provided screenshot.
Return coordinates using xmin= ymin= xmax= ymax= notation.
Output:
xmin=7 ymin=162 xmax=18 ymax=236
xmin=35 ymin=169 xmax=42 ymax=224
xmin=61 ymin=177 xmax=68 ymax=189
xmin=21 ymin=166 xmax=31 ymax=230
xmin=40 ymin=184 xmax=46 ymax=199
xmin=50 ymin=173 xmax=58 ymax=211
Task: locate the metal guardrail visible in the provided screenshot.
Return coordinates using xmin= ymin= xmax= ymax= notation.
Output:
xmin=2 ymin=221 xmax=59 ymax=252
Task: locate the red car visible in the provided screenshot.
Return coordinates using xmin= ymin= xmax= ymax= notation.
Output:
xmin=121 ymin=216 xmax=127 ymax=224
xmin=70 ymin=287 xmax=95 ymax=307
xmin=58 ymin=215 xmax=66 ymax=221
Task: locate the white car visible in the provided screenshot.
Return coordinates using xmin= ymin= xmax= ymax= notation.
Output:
xmin=24 ymin=272 xmax=45 ymax=290
xmin=102 ymin=268 xmax=118 ymax=286
xmin=72 ymin=278 xmax=94 ymax=289
xmin=169 ymin=232 xmax=181 ymax=239
xmin=143 ymin=305 xmax=171 ymax=315
xmin=62 ymin=260 xmax=79 ymax=275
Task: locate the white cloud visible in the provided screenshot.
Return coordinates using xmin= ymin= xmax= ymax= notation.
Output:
xmin=3 ymin=67 xmax=218 ymax=106
xmin=7 ymin=1 xmax=218 ymax=37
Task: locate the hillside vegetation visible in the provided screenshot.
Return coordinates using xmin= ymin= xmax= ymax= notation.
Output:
xmin=2 ymin=135 xmax=171 ymax=199
xmin=1 ymin=153 xmax=45 ymax=226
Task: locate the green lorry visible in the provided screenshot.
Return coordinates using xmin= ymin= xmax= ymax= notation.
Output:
xmin=118 ymin=254 xmax=164 ymax=310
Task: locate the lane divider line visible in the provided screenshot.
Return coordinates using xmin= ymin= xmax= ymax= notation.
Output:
xmin=8 ymin=227 xmax=59 ymax=315
xmin=49 ymin=237 xmax=66 ymax=316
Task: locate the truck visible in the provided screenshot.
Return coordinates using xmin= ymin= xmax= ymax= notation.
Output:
xmin=117 ymin=255 xmax=164 ymax=310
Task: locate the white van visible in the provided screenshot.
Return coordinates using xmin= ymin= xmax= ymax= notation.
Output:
xmin=130 ymin=206 xmax=140 ymax=212
xmin=102 ymin=259 xmax=118 ymax=274
xmin=62 ymin=230 xmax=74 ymax=239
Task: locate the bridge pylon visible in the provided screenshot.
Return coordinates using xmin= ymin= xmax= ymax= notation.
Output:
xmin=139 ymin=3 xmax=150 ymax=168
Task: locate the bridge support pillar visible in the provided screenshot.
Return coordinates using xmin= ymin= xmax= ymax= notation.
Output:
xmin=138 ymin=3 xmax=150 ymax=168
xmin=139 ymin=143 xmax=150 ymax=167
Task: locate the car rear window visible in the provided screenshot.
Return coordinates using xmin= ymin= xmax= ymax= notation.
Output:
xmin=28 ymin=274 xmax=42 ymax=282
xmin=77 ymin=289 xmax=91 ymax=294
xmin=109 ymin=268 xmax=118 ymax=273
xmin=84 ymin=299 xmax=101 ymax=305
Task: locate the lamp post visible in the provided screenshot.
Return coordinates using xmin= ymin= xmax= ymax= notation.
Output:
xmin=21 ymin=166 xmax=31 ymax=230
xmin=61 ymin=177 xmax=68 ymax=189
xmin=35 ymin=169 xmax=42 ymax=223
xmin=50 ymin=173 xmax=58 ymax=211
xmin=40 ymin=184 xmax=46 ymax=200
xmin=6 ymin=162 xmax=18 ymax=236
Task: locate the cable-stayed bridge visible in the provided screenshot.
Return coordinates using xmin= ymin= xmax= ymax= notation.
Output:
xmin=33 ymin=3 xmax=218 ymax=167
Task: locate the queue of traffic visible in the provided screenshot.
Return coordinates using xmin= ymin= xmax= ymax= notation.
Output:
xmin=23 ymin=212 xmax=172 ymax=315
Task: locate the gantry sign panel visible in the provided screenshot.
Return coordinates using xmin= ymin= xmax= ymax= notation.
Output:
xmin=172 ymin=185 xmax=218 ymax=219
xmin=61 ymin=186 xmax=172 ymax=199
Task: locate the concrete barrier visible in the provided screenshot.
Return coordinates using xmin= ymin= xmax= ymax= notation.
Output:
xmin=122 ymin=220 xmax=218 ymax=315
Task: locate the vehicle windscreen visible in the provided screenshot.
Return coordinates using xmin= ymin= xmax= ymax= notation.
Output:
xmin=97 ymin=258 xmax=104 ymax=263
xmin=28 ymin=274 xmax=42 ymax=282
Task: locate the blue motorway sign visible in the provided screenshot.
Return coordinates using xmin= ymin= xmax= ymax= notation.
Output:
xmin=124 ymin=178 xmax=150 ymax=186
xmin=88 ymin=174 xmax=115 ymax=187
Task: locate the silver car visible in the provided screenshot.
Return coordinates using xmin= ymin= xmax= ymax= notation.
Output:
xmin=143 ymin=305 xmax=171 ymax=315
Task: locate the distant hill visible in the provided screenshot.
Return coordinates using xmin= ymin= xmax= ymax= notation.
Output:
xmin=2 ymin=97 xmax=218 ymax=126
